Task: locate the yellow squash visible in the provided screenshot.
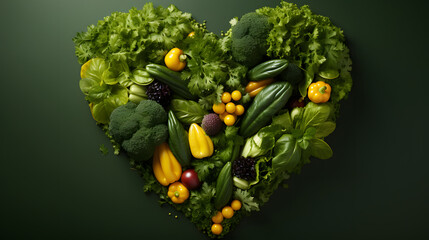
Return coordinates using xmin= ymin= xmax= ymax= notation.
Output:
xmin=152 ymin=143 xmax=182 ymax=186
xmin=188 ymin=123 xmax=214 ymax=159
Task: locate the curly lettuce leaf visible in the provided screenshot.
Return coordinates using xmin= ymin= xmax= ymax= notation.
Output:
xmin=73 ymin=3 xmax=198 ymax=67
xmin=256 ymin=1 xmax=352 ymax=103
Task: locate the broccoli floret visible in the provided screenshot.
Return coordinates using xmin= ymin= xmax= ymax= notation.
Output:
xmin=230 ymin=12 xmax=272 ymax=67
xmin=109 ymin=100 xmax=168 ymax=161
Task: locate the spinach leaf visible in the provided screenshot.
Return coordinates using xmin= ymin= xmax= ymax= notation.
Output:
xmin=272 ymin=134 xmax=302 ymax=173
xmin=290 ymin=107 xmax=304 ymax=126
xmin=272 ymin=110 xmax=293 ymax=130
xmin=313 ymin=121 xmax=336 ymax=138
xmin=170 ymin=99 xmax=207 ymax=125
xmin=299 ymin=102 xmax=332 ymax=130
xmin=310 ymin=138 xmax=333 ymax=159
xmin=304 ymin=127 xmax=317 ymax=138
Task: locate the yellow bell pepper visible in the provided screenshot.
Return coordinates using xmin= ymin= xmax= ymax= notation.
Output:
xmin=168 ymin=182 xmax=189 ymax=204
xmin=308 ymin=81 xmax=331 ymax=103
xmin=152 ymin=143 xmax=182 ymax=186
xmin=188 ymin=123 xmax=214 ymax=159
xmin=187 ymin=32 xmax=195 ymax=38
xmin=164 ymin=48 xmax=187 ymax=71
xmin=245 ymin=78 xmax=274 ymax=97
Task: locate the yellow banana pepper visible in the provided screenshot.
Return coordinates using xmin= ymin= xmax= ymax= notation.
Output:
xmin=308 ymin=81 xmax=331 ymax=103
xmin=188 ymin=123 xmax=214 ymax=159
xmin=164 ymin=48 xmax=187 ymax=71
xmin=245 ymin=78 xmax=274 ymax=97
xmin=152 ymin=143 xmax=182 ymax=186
xmin=168 ymin=182 xmax=189 ymax=204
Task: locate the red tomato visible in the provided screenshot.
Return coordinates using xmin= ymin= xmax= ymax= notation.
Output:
xmin=181 ymin=169 xmax=201 ymax=190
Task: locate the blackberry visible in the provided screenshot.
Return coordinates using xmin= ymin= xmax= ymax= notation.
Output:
xmin=232 ymin=157 xmax=256 ymax=181
xmin=146 ymin=80 xmax=171 ymax=108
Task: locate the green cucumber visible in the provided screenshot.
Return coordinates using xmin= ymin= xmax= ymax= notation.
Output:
xmin=214 ymin=162 xmax=233 ymax=209
xmin=145 ymin=64 xmax=196 ymax=100
xmin=167 ymin=111 xmax=191 ymax=167
xmin=248 ymin=59 xmax=289 ymax=81
xmin=239 ymin=81 xmax=293 ymax=138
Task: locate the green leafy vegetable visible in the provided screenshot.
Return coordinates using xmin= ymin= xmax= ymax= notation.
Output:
xmin=299 ymin=102 xmax=334 ymax=130
xmin=247 ymin=157 xmax=290 ymax=205
xmin=101 ymin=125 xmax=121 ymax=155
xmin=272 ymin=134 xmax=302 ymax=173
xmin=99 ymin=144 xmax=108 ymax=155
xmin=192 ymin=159 xmax=216 ymax=181
xmin=313 ymin=121 xmax=336 ymax=138
xmin=310 ymin=138 xmax=333 ymax=159
xmin=256 ymin=1 xmax=352 ymax=104
xmin=241 ymin=124 xmax=284 ymax=158
xmin=102 ymin=60 xmax=130 ymax=85
xmin=234 ymin=189 xmax=260 ymax=212
xmin=272 ymin=102 xmax=336 ymax=174
xmin=179 ymin=30 xmax=247 ymax=109
xmin=170 ymin=99 xmax=207 ymax=125
xmin=272 ymin=110 xmax=293 ymax=130
xmin=73 ymin=3 xmax=198 ymax=68
xmin=211 ymin=126 xmax=243 ymax=163
xmin=79 ymin=58 xmax=128 ymax=124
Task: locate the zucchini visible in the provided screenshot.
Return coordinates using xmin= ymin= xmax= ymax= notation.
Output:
xmin=168 ymin=111 xmax=192 ymax=167
xmin=229 ymin=138 xmax=243 ymax=163
xmin=214 ymin=162 xmax=233 ymax=209
xmin=247 ymin=59 xmax=289 ymax=81
xmin=239 ymin=81 xmax=293 ymax=138
xmin=145 ymin=64 xmax=196 ymax=100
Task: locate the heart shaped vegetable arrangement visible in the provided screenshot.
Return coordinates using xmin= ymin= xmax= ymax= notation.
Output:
xmin=73 ymin=1 xmax=352 ymax=238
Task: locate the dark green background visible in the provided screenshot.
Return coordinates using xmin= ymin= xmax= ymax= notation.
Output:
xmin=1 ymin=0 xmax=428 ymax=239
